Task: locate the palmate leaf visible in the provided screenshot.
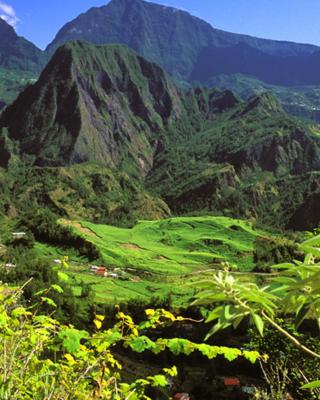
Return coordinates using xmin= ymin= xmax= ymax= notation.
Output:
xmin=129 ymin=336 xmax=156 ymax=353
xmin=58 ymin=328 xmax=89 ymax=353
xmin=148 ymin=375 xmax=168 ymax=388
xmin=243 ymin=350 xmax=262 ymax=364
xmin=167 ymin=338 xmax=195 ymax=356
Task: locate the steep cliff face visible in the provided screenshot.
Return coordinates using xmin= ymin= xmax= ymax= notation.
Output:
xmin=0 ymin=41 xmax=239 ymax=173
xmin=1 ymin=42 xmax=183 ymax=171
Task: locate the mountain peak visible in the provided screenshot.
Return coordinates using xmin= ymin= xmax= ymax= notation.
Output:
xmin=237 ymin=92 xmax=283 ymax=116
xmin=0 ymin=17 xmax=17 ymax=42
xmin=45 ymin=0 xmax=320 ymax=87
xmin=0 ymin=42 xmax=184 ymax=168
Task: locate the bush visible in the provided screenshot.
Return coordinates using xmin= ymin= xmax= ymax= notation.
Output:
xmin=253 ymin=236 xmax=303 ymax=272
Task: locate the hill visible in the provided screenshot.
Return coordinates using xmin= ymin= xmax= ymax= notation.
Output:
xmin=43 ymin=0 xmax=320 ymax=122
xmin=1 ymin=42 xmax=320 ymax=229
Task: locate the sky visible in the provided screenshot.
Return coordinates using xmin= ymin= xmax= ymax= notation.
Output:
xmin=1 ymin=0 xmax=320 ymax=50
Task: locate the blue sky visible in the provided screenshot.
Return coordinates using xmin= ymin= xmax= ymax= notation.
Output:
xmin=1 ymin=0 xmax=320 ymax=50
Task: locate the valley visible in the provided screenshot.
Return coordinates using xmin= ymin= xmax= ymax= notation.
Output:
xmin=36 ymin=216 xmax=269 ymax=305
xmin=0 ymin=0 xmax=319 ymax=399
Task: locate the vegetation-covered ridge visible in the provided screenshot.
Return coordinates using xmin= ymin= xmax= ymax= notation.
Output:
xmin=0 ymin=41 xmax=320 ymax=228
xmin=207 ymin=73 xmax=320 ymax=122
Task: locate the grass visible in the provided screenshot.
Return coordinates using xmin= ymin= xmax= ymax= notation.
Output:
xmin=34 ymin=216 xmax=270 ymax=305
xmin=78 ymin=216 xmax=265 ymax=273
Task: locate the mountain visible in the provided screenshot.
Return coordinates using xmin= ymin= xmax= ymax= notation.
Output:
xmin=190 ymin=42 xmax=320 ymax=86
xmin=0 ymin=40 xmax=238 ymax=171
xmin=1 ymin=41 xmax=320 ymax=229
xmin=46 ymin=0 xmax=320 ymax=88
xmin=0 ymin=18 xmax=44 ymax=109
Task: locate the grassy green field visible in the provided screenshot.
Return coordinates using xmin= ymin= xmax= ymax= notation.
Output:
xmin=76 ymin=216 xmax=265 ymax=273
xmin=35 ymin=216 xmax=270 ymax=305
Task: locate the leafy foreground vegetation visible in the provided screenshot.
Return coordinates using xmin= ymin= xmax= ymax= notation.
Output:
xmin=0 ymin=283 xmax=259 ymax=400
xmin=1 ymin=229 xmax=320 ymax=398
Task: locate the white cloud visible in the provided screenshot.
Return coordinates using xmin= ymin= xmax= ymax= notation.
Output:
xmin=0 ymin=1 xmax=19 ymax=29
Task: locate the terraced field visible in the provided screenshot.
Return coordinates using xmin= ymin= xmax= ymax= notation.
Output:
xmin=38 ymin=216 xmax=270 ymax=305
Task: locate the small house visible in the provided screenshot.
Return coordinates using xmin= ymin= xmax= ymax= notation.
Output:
xmin=241 ymin=386 xmax=255 ymax=395
xmin=53 ymin=259 xmax=62 ymax=265
xmin=12 ymin=232 xmax=26 ymax=239
xmin=109 ymin=273 xmax=119 ymax=279
xmin=173 ymin=393 xmax=190 ymax=400
xmin=5 ymin=263 xmax=16 ymax=269
xmin=224 ymin=377 xmax=241 ymax=390
xmin=96 ymin=270 xmax=106 ymax=277
xmin=95 ymin=266 xmax=106 ymax=273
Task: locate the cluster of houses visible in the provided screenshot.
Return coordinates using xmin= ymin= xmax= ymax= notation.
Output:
xmin=90 ymin=265 xmax=119 ymax=279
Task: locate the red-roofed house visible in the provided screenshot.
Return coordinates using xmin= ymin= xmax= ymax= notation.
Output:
xmin=224 ymin=377 xmax=241 ymax=387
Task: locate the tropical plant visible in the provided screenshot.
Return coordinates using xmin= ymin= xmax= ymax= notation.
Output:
xmin=192 ymin=234 xmax=320 ymax=396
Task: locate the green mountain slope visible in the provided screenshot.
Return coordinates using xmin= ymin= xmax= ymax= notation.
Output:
xmin=0 ymin=18 xmax=44 ymax=109
xmin=1 ymin=42 xmax=320 ymax=229
xmin=0 ymin=41 xmax=238 ymax=171
xmin=0 ymin=18 xmax=43 ymax=73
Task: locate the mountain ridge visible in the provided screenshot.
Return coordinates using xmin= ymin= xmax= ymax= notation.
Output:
xmin=45 ymin=0 xmax=320 ymax=87
xmin=1 ymin=41 xmax=320 ymax=229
